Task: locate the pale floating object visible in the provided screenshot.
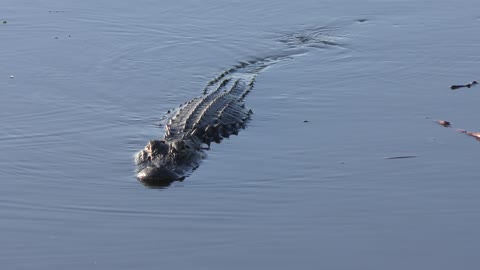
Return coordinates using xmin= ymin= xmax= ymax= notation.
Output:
xmin=436 ymin=120 xmax=451 ymax=127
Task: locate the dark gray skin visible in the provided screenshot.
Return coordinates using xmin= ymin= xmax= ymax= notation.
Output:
xmin=135 ymin=140 xmax=180 ymax=184
xmin=134 ymin=53 xmax=295 ymax=187
xmin=135 ymin=126 xmax=244 ymax=186
xmin=135 ymin=78 xmax=252 ymax=187
xmin=135 ymin=138 xmax=205 ymax=186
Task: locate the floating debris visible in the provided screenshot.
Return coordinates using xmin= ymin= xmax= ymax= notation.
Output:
xmin=436 ymin=120 xmax=451 ymax=127
xmin=450 ymin=80 xmax=478 ymax=90
xmin=459 ymin=129 xmax=480 ymax=141
xmin=2 ymin=20 xmax=7 ymax=24
xmin=9 ymin=75 xmax=14 ymax=79
xmin=385 ymin=155 xmax=417 ymax=160
xmin=303 ymin=120 xmax=309 ymax=123
xmin=436 ymin=120 xmax=480 ymax=143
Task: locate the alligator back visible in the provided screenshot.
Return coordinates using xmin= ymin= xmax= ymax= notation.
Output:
xmin=164 ymin=78 xmax=253 ymax=146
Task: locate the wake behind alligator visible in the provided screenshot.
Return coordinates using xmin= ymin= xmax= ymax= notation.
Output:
xmin=135 ymin=23 xmax=347 ymax=186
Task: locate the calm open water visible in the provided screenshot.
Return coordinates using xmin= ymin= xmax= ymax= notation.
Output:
xmin=2 ymin=0 xmax=480 ymax=269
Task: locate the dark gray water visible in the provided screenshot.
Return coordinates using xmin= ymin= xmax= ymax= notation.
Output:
xmin=2 ymin=0 xmax=480 ymax=269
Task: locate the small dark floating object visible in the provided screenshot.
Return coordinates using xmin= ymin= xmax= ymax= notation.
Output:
xmin=450 ymin=80 xmax=478 ymax=90
xmin=385 ymin=155 xmax=417 ymax=160
xmin=303 ymin=120 xmax=309 ymax=123
xmin=436 ymin=120 xmax=451 ymax=127
xmin=2 ymin=20 xmax=7 ymax=24
xmin=357 ymin=19 xmax=368 ymax=23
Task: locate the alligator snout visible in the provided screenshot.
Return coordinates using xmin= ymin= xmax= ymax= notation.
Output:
xmin=137 ymin=166 xmax=182 ymax=186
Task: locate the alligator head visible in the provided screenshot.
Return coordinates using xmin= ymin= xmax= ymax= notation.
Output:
xmin=135 ymin=140 xmax=182 ymax=186
xmin=135 ymin=139 xmax=202 ymax=187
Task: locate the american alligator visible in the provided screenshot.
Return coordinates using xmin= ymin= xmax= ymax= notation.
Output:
xmin=135 ymin=24 xmax=346 ymax=186
xmin=135 ymin=57 xmax=283 ymax=187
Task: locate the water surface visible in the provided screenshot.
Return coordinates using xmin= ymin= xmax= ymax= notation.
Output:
xmin=2 ymin=0 xmax=480 ymax=269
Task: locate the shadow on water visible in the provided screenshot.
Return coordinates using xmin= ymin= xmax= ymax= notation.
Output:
xmin=138 ymin=176 xmax=185 ymax=189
